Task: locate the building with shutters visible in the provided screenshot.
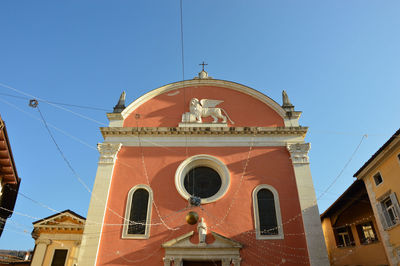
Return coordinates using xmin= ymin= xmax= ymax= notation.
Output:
xmin=78 ymin=70 xmax=329 ymax=265
xmin=320 ymin=179 xmax=389 ymax=265
xmin=354 ymin=128 xmax=400 ymax=265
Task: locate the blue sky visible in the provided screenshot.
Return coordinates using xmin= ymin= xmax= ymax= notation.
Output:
xmin=0 ymin=1 xmax=399 ymax=250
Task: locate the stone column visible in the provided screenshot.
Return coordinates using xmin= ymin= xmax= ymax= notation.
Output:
xmin=222 ymin=258 xmax=231 ymax=266
xmin=174 ymin=258 xmax=183 ymax=266
xmin=77 ymin=143 xmax=122 ymax=265
xmin=232 ymin=258 xmax=241 ymax=266
xmin=163 ymin=257 xmax=171 ymax=266
xmin=31 ymin=239 xmax=51 ymax=266
xmin=287 ymin=143 xmax=329 ymax=266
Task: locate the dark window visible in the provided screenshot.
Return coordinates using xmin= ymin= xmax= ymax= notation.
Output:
xmin=257 ymin=188 xmax=278 ymax=235
xmin=373 ymin=173 xmax=383 ymax=186
xmin=184 ymin=167 xmax=221 ymax=199
xmin=356 ymin=221 xmax=378 ymax=244
xmin=334 ymin=226 xmax=355 ymax=247
xmin=51 ymin=249 xmax=68 ymax=266
xmin=128 ymin=189 xmax=149 ymax=234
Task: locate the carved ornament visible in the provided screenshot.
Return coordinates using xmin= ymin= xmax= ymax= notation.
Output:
xmin=181 ymin=98 xmax=234 ymax=125
xmin=287 ymin=143 xmax=311 ymax=164
xmin=97 ymin=143 xmax=122 ymax=164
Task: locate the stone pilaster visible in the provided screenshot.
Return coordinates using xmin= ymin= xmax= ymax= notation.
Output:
xmin=31 ymin=239 xmax=51 ymax=266
xmin=77 ymin=143 xmax=122 ymax=265
xmin=287 ymin=143 xmax=329 ymax=266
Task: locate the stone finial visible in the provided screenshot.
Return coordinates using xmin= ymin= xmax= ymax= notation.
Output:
xmin=194 ymin=70 xmax=212 ymax=80
xmin=113 ymin=91 xmax=126 ymax=113
xmin=282 ymin=90 xmax=294 ymax=112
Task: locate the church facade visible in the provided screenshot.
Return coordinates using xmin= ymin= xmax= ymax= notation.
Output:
xmin=78 ymin=71 xmax=328 ymax=265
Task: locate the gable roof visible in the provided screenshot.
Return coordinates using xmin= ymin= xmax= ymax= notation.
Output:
xmin=320 ymin=179 xmax=367 ymax=219
xmin=33 ymin=209 xmax=85 ymax=226
xmin=354 ymin=128 xmax=400 ymax=178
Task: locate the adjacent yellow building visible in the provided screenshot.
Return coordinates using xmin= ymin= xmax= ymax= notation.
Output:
xmin=354 ymin=128 xmax=400 ymax=265
xmin=320 ymin=180 xmax=389 ymax=266
xmin=30 ymin=210 xmax=85 ymax=266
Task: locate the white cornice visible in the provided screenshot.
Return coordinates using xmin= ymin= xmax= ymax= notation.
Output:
xmin=101 ymin=126 xmax=307 ymax=137
xmin=100 ymin=127 xmax=307 ymax=147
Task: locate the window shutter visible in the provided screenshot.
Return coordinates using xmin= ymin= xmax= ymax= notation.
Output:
xmin=376 ymin=202 xmax=389 ymax=229
xmin=347 ymin=226 xmax=355 ymax=246
xmin=390 ymin=193 xmax=400 ymax=220
xmin=333 ymin=228 xmax=340 ymax=247
xmin=356 ymin=224 xmax=364 ymax=244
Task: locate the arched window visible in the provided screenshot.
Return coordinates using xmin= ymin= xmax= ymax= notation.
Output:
xmin=122 ymin=185 xmax=153 ymax=239
xmin=253 ymin=185 xmax=283 ymax=239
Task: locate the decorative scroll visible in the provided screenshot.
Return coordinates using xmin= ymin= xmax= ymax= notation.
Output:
xmin=97 ymin=143 xmax=122 ymax=164
xmin=287 ymin=143 xmax=311 ymax=164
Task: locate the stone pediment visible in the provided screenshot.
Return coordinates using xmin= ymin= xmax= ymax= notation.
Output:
xmin=33 ymin=210 xmax=85 ymax=229
xmin=162 ymin=231 xmax=242 ymax=266
xmin=162 ymin=231 xmax=242 ymax=249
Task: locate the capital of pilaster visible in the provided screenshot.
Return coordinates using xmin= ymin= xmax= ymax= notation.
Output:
xmin=173 ymin=258 xmax=183 ymax=266
xmin=163 ymin=257 xmax=171 ymax=266
xmin=232 ymin=258 xmax=242 ymax=266
xmin=35 ymin=238 xmax=52 ymax=246
xmin=97 ymin=143 xmax=122 ymax=164
xmin=287 ymin=143 xmax=311 ymax=164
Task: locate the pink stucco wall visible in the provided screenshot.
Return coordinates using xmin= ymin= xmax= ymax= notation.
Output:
xmin=97 ymin=146 xmax=309 ymax=265
xmin=96 ymin=85 xmax=308 ymax=265
xmin=123 ymin=85 xmax=284 ymax=127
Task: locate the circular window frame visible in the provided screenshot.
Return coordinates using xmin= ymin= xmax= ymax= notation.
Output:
xmin=175 ymin=154 xmax=230 ymax=204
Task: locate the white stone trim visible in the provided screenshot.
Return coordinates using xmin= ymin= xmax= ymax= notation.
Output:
xmin=77 ymin=143 xmax=121 ymax=265
xmin=175 ymin=155 xmax=230 ymax=204
xmin=120 ymin=79 xmax=286 ymax=121
xmin=102 ymin=135 xmax=305 ymax=148
xmin=122 ymin=184 xmax=153 ymax=239
xmin=287 ymin=143 xmax=310 ymax=164
xmin=162 ymin=231 xmax=242 ymax=265
xmin=97 ymin=143 xmax=122 ymax=164
xmin=101 ymin=126 xmax=308 ymax=137
xmin=252 ymin=184 xmax=284 ymax=239
xmin=287 ymin=143 xmax=329 ymax=266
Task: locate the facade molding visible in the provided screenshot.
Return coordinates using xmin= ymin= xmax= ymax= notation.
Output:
xmin=97 ymin=143 xmax=122 ymax=164
xmin=175 ymin=155 xmax=230 ymax=204
xmin=122 ymin=184 xmax=153 ymax=239
xmin=162 ymin=231 xmax=242 ymax=266
xmin=252 ymin=184 xmax=284 ymax=239
xmin=287 ymin=143 xmax=311 ymax=164
xmin=101 ymin=126 xmax=308 ymax=138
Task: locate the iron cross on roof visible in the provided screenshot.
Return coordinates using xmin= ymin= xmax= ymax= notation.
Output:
xmin=199 ymin=61 xmax=208 ymax=71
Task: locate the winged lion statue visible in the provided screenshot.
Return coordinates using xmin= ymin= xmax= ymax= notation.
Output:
xmin=181 ymin=98 xmax=234 ymax=124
